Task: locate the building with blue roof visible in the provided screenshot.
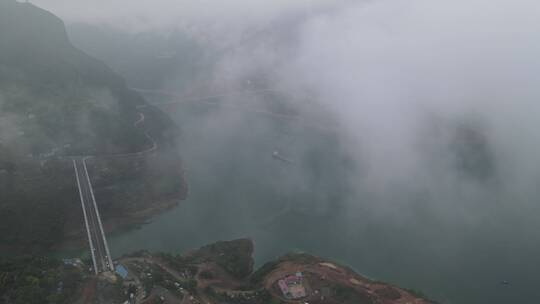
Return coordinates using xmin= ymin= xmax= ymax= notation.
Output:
xmin=116 ymin=264 xmax=128 ymax=279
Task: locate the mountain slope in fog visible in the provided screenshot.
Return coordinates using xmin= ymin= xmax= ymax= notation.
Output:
xmin=0 ymin=0 xmax=185 ymax=253
xmin=0 ymin=0 xmax=148 ymax=157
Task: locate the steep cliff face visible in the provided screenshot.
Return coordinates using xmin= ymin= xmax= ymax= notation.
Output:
xmin=0 ymin=0 xmax=136 ymax=96
xmin=0 ymin=0 xmax=151 ymax=157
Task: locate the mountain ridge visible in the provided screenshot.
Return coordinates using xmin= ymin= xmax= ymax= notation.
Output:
xmin=0 ymin=0 xmax=186 ymax=254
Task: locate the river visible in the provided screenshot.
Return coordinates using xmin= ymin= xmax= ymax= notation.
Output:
xmin=108 ymin=97 xmax=540 ymax=304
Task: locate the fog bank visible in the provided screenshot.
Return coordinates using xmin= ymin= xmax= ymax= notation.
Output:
xmin=27 ymin=1 xmax=540 ymax=301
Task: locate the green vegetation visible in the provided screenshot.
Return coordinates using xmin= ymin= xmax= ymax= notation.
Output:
xmin=198 ymin=270 xmax=214 ymax=280
xmin=0 ymin=160 xmax=77 ymax=253
xmin=249 ymin=260 xmax=279 ymax=286
xmin=197 ymin=239 xmax=254 ymax=279
xmin=183 ymin=279 xmax=198 ymax=294
xmin=0 ymin=0 xmax=184 ymax=254
xmin=157 ymin=253 xmax=199 ymax=278
xmin=0 ymin=256 xmax=83 ymax=304
xmin=0 ymin=0 xmax=149 ymax=157
xmin=215 ymin=252 xmax=252 ymax=279
xmin=332 ymin=284 xmax=375 ymax=304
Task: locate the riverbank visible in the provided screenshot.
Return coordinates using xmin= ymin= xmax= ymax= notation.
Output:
xmin=109 ymin=239 xmax=435 ymax=304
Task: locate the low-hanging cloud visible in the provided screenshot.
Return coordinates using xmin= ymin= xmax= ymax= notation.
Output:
xmin=42 ymin=0 xmax=540 ymax=205
xmin=31 ymin=1 xmax=540 ymax=301
xmin=274 ymin=0 xmax=540 ymax=196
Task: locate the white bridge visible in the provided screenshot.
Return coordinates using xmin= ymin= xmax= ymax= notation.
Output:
xmin=73 ymin=158 xmax=114 ymax=274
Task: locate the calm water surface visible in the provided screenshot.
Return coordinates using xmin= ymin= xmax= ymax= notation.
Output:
xmin=108 ymin=100 xmax=540 ymax=304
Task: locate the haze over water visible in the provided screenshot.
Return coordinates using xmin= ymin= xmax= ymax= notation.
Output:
xmin=108 ymin=98 xmax=538 ymax=304
xmin=29 ymin=0 xmax=540 ymax=303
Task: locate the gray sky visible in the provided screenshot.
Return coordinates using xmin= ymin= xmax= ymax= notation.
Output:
xmin=31 ymin=0 xmax=340 ymax=31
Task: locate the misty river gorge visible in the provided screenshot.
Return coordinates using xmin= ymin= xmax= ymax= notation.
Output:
xmin=11 ymin=0 xmax=538 ymax=303
xmin=105 ymin=94 xmax=538 ymax=304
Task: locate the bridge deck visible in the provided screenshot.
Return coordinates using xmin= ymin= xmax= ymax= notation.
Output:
xmin=73 ymin=158 xmax=114 ymax=273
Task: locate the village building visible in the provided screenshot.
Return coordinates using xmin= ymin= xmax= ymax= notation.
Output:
xmin=278 ymin=272 xmax=307 ymax=299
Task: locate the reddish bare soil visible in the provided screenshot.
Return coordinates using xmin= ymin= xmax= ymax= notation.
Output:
xmin=80 ymin=279 xmax=97 ymax=304
xmin=263 ymin=259 xmax=433 ymax=304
